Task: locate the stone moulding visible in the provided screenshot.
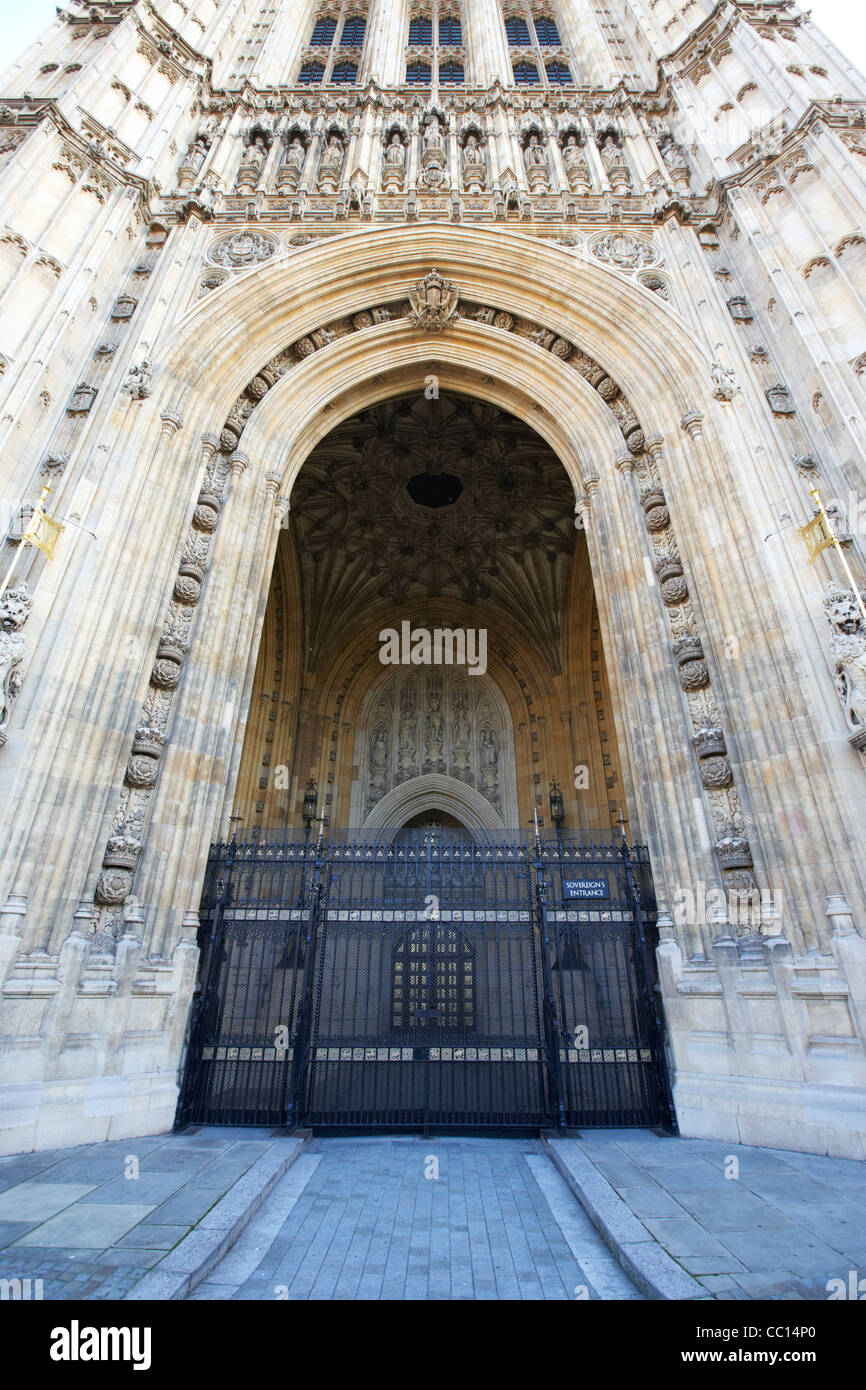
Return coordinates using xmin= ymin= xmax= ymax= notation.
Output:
xmin=90 ymin=289 xmax=762 ymax=920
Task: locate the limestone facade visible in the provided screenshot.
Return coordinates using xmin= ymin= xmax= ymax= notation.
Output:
xmin=0 ymin=0 xmax=865 ymax=1157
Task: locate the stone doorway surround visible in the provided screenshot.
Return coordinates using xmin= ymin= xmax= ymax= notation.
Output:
xmin=0 ymin=224 xmax=864 ymax=1157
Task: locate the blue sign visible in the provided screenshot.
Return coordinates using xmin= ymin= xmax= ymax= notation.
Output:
xmin=562 ymin=877 xmax=609 ymax=900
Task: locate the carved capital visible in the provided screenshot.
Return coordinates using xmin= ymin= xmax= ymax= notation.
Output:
xmin=200 ymin=433 xmax=220 ymax=460
xmin=229 ymin=451 xmax=250 ymax=479
xmin=264 ymin=470 xmax=282 ymax=498
xmin=159 ymin=409 xmax=183 ymax=438
xmin=274 ymin=493 xmax=291 ymax=525
xmin=644 ymin=433 xmax=664 ymax=460
xmin=680 ymin=411 xmax=704 ymax=440
xmin=614 ymin=453 xmax=634 ymax=475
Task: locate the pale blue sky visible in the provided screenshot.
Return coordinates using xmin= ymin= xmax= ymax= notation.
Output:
xmin=0 ymin=0 xmax=864 ymax=78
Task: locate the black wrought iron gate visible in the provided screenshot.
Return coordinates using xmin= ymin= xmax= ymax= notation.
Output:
xmin=176 ymin=832 xmax=674 ymax=1133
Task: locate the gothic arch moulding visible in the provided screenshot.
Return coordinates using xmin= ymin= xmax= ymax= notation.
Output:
xmin=361 ymin=775 xmax=507 ymax=835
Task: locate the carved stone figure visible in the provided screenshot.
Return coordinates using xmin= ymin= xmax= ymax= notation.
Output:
xmin=461 ymin=134 xmax=486 ymax=194
xmin=479 ymin=728 xmax=499 ymax=799
xmin=121 ymin=358 xmax=152 ymax=399
xmin=562 ymin=134 xmax=592 ymax=195
xmin=178 ymin=133 xmax=210 ymax=188
xmin=599 ymin=133 xmax=633 ymax=195
xmin=711 ymin=360 xmax=740 ymax=402
xmin=235 ymin=133 xmax=268 ymax=191
xmin=523 ymin=133 xmax=550 ymax=192
xmin=407 ymin=268 xmax=460 ymax=333
xmin=423 ymin=692 xmax=445 ymax=771
xmin=318 ymin=134 xmax=345 ymax=193
xmin=397 ymin=689 xmax=417 ymax=781
xmin=658 ymin=132 xmax=691 ymax=191
xmin=0 ymin=583 xmax=33 ymax=746
xmin=277 ymin=135 xmax=306 ymax=191
xmin=369 ymin=725 xmax=389 ymax=798
xmin=382 ymin=132 xmax=406 ymax=192
xmin=424 ymin=112 xmax=444 ymax=151
xmin=823 ymin=582 xmax=866 ymax=747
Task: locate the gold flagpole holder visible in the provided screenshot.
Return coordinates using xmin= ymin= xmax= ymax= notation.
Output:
xmin=808 ymin=488 xmax=866 ymax=628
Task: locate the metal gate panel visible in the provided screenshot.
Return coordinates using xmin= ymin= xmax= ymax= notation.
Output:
xmin=175 ymin=845 xmax=316 ymax=1127
xmin=176 ymin=833 xmax=673 ymax=1133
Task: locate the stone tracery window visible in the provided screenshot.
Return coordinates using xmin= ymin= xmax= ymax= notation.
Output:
xmin=299 ymin=2 xmax=367 ymax=84
xmin=503 ymin=3 xmax=572 ymax=88
xmin=406 ymin=3 xmax=465 ymax=85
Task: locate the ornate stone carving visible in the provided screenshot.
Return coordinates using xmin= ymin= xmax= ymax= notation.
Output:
xmin=598 ymin=131 xmax=633 ymax=195
xmin=407 ymin=269 xmax=460 ymax=333
xmin=126 ymin=754 xmax=158 ymax=788
xmin=382 ymin=128 xmax=407 ymax=192
xmin=590 ymin=232 xmax=656 ymax=270
xmin=209 ymin=232 xmax=277 ymax=268
xmin=317 ymin=131 xmax=346 ymax=193
xmin=235 ymin=129 xmax=269 ymax=191
xmin=716 ymin=831 xmax=753 ymax=870
xmin=420 ymin=109 xmax=449 ymax=190
xmin=522 ymin=130 xmax=550 ymax=193
xmin=699 ymin=755 xmax=733 ymax=789
xmin=67 ymin=382 xmax=97 ymax=414
xmin=276 ymin=133 xmax=308 ymax=192
xmin=711 ymin=360 xmax=740 ymax=401
xmin=680 ymin=660 xmax=710 ymax=691
xmin=460 ymin=133 xmax=486 ymax=193
xmin=693 ymin=725 xmax=727 ymax=758
xmin=823 ymin=582 xmax=866 ymax=748
xmin=766 ymin=384 xmax=796 ymax=414
xmin=120 ymin=358 xmax=152 ymax=399
xmin=0 ymin=584 xmax=33 ymax=747
xmin=560 ymin=132 xmax=593 ymax=195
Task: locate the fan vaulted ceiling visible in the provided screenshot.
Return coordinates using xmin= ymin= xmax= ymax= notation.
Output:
xmin=289 ymin=392 xmax=577 ymax=668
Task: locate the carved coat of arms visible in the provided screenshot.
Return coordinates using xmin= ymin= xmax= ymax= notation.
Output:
xmin=407 ymin=269 xmax=460 ymax=333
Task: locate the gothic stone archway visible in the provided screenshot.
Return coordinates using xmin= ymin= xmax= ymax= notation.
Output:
xmin=3 ymin=225 xmax=864 ymax=1156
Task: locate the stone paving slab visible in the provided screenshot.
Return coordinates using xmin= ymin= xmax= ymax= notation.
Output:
xmin=545 ymin=1131 xmax=866 ymax=1300
xmin=190 ymin=1137 xmax=642 ymax=1301
xmin=0 ymin=1127 xmax=308 ymax=1300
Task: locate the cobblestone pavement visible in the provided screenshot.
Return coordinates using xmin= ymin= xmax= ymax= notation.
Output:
xmin=0 ymin=1129 xmax=285 ymax=1301
xmin=565 ymin=1131 xmax=866 ymax=1300
xmin=188 ymin=1137 xmax=642 ymax=1301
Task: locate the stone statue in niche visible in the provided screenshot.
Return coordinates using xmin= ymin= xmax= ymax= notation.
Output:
xmin=369 ymin=725 xmax=389 ymax=800
xmin=397 ymin=687 xmax=417 ymax=781
xmin=599 ymin=132 xmax=633 ymax=195
xmin=277 ymin=134 xmax=307 ymax=191
xmin=461 ymin=134 xmax=486 ymax=193
xmin=318 ymin=133 xmax=345 ymax=193
xmin=523 ymin=132 xmax=550 ymax=192
xmin=0 ymin=583 xmax=33 ymax=747
xmin=561 ymin=133 xmax=592 ymax=195
xmin=420 ymin=111 xmax=448 ymax=190
xmin=178 ymin=131 xmax=210 ymax=188
xmin=479 ymin=727 xmax=499 ymax=802
xmin=235 ymin=131 xmax=269 ymax=191
xmin=382 ymin=131 xmax=406 ymax=192
xmin=657 ymin=130 xmax=691 ymax=191
xmin=423 ymin=691 xmax=445 ymax=772
xmin=452 ymin=687 xmax=471 ymax=780
xmin=823 ymin=582 xmax=866 ymax=748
